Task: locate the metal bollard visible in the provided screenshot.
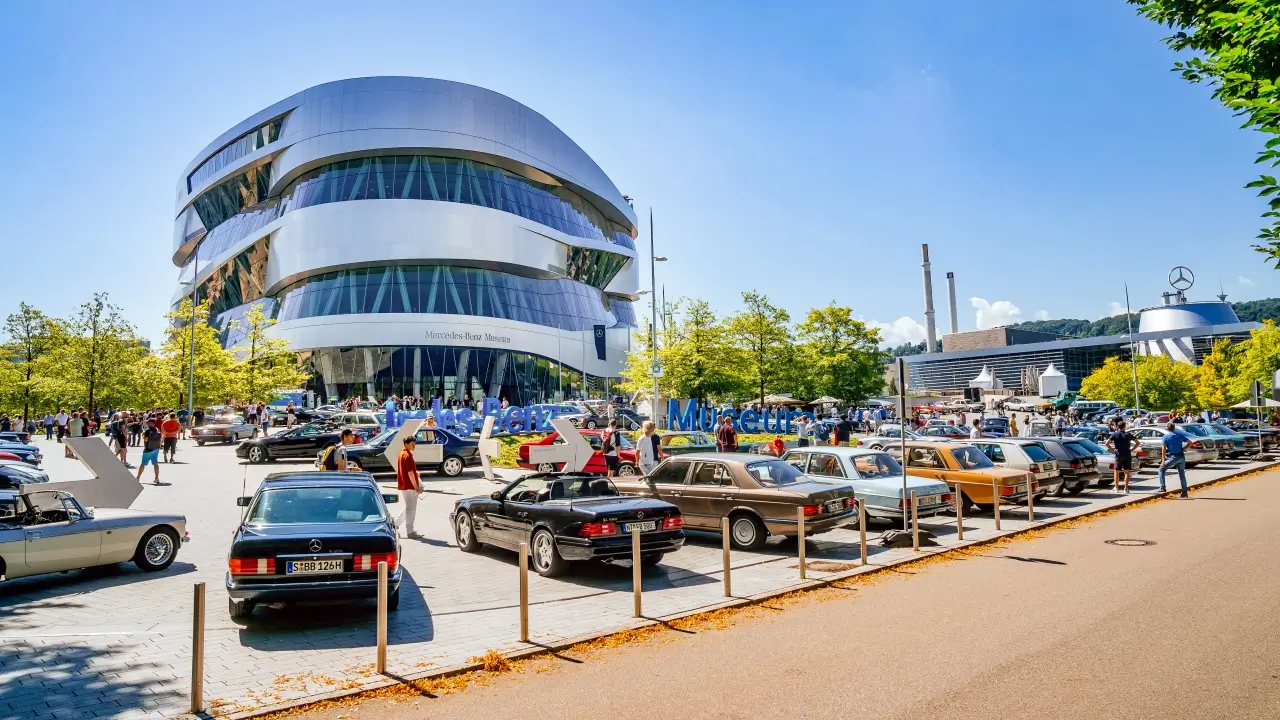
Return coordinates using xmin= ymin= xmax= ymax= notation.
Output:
xmin=632 ymin=527 xmax=642 ymax=618
xmin=797 ymin=507 xmax=807 ymax=580
xmin=992 ymin=479 xmax=1002 ymax=531
xmin=955 ymin=488 xmax=964 ymax=541
xmin=189 ymin=582 xmax=205 ymax=714
xmin=858 ymin=501 xmax=868 ymax=565
xmin=1025 ymin=475 xmax=1035 ymax=522
xmin=721 ymin=517 xmax=732 ymax=597
xmin=911 ymin=491 xmax=919 ymax=551
xmin=376 ymin=561 xmax=388 ymax=674
xmin=518 ymin=542 xmax=529 ymax=643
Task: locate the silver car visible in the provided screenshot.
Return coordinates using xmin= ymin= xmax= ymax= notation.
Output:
xmin=1130 ymin=426 xmax=1219 ymax=466
xmin=968 ymin=439 xmax=1064 ymax=497
xmin=781 ymin=447 xmax=954 ymax=521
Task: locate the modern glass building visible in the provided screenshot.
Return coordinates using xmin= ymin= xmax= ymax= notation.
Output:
xmin=171 ymin=77 xmax=639 ymax=405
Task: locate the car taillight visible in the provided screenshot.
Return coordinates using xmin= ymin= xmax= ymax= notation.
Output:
xmin=1069 ymin=460 xmax=1081 ymax=469
xmin=1000 ymin=485 xmax=1015 ymax=496
xmin=578 ymin=522 xmax=618 ymax=537
xmin=228 ymin=557 xmax=276 ymax=575
xmin=662 ymin=515 xmax=683 ymax=530
xmin=802 ymin=504 xmax=822 ymax=516
xmin=844 ymin=497 xmax=858 ymax=509
xmin=941 ymin=493 xmax=953 ymax=504
xmin=519 ymin=445 xmax=529 ymax=460
xmin=1189 ymin=441 xmax=1203 ymax=449
xmin=354 ymin=553 xmax=399 ymax=572
xmin=1028 ymin=463 xmax=1040 ymax=473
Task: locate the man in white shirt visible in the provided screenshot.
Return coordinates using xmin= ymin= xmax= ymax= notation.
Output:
xmin=969 ymin=420 xmax=984 ymax=440
xmin=795 ymin=416 xmax=811 ymax=448
xmin=54 ymin=410 xmax=69 ymax=443
xmin=638 ymin=421 xmax=663 ymax=475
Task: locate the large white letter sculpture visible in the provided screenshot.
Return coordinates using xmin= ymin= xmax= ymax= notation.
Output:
xmin=477 ymin=417 xmax=501 ymax=482
xmin=381 ymin=419 xmax=445 ymax=470
xmin=42 ymin=437 xmax=142 ymax=509
xmin=525 ymin=418 xmax=595 ymax=473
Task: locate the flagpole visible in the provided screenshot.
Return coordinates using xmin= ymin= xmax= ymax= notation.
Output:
xmin=1125 ymin=283 xmax=1140 ymax=413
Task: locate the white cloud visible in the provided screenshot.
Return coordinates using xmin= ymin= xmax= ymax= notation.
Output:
xmin=1034 ymin=309 xmax=1051 ymax=321
xmin=970 ymin=297 xmax=1023 ymax=330
xmin=1100 ymin=301 xmax=1126 ymax=319
xmin=1238 ymin=275 xmax=1256 ymax=287
xmin=867 ymin=316 xmax=928 ymax=347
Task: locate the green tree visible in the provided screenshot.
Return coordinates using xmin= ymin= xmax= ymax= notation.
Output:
xmin=1231 ymin=319 xmax=1280 ymax=399
xmin=1131 ymin=0 xmax=1280 ymax=264
xmin=1 ymin=303 xmax=60 ymax=422
xmin=1080 ymin=355 xmax=1201 ymax=410
xmin=47 ymin=293 xmax=145 ymax=414
xmin=1197 ymin=338 xmax=1245 ymax=408
xmin=726 ymin=291 xmax=793 ymax=404
xmin=228 ymin=304 xmax=309 ymax=404
xmin=794 ymin=303 xmax=886 ymax=404
xmin=161 ymin=299 xmax=235 ymax=407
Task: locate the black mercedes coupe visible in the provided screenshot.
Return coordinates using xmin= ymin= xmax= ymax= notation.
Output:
xmin=450 ymin=472 xmax=685 ymax=577
xmin=226 ymin=471 xmax=402 ymax=620
xmin=236 ymin=423 xmax=342 ymax=464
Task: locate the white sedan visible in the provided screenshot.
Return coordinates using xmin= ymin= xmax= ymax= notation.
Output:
xmin=0 ymin=488 xmax=187 ymax=581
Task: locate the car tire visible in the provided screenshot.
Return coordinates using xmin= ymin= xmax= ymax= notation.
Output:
xmin=133 ymin=527 xmax=179 ymax=572
xmin=228 ymin=598 xmax=254 ymax=621
xmin=1064 ymin=484 xmax=1085 ymax=495
xmin=252 ymin=428 xmax=260 ymax=439
xmin=536 ymin=462 xmax=557 ymax=472
xmin=247 ymin=445 xmax=266 ymax=464
xmin=455 ymin=512 xmax=481 ymax=552
xmin=974 ymin=503 xmax=996 ymax=513
xmin=1052 ymin=482 xmax=1067 ymax=497
xmin=387 ymin=587 xmax=400 ymax=612
xmin=347 ymin=458 xmax=364 ymax=472
xmin=728 ymin=512 xmax=767 ymax=551
xmin=616 ymin=463 xmax=638 ymax=477
xmin=585 ymin=420 xmax=598 ymax=429
xmin=640 ymin=552 xmax=665 ymax=567
xmin=196 ymin=440 xmax=205 ymax=447
xmin=439 ymin=455 xmax=464 ymax=477
xmin=530 ymin=528 xmax=568 ymax=577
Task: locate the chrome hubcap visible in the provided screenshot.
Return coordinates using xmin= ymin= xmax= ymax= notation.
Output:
xmin=249 ymin=448 xmax=262 ymax=461
xmin=617 ymin=464 xmax=636 ymax=476
xmin=537 ymin=463 xmax=554 ymax=472
xmin=533 ymin=533 xmax=553 ymax=569
xmin=457 ymin=514 xmax=471 ymax=543
xmin=444 ymin=458 xmax=462 ymax=474
xmin=732 ymin=518 xmax=756 ymax=545
xmin=145 ymin=533 xmax=173 ymax=565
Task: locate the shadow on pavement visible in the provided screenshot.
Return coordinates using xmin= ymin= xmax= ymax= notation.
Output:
xmin=0 ymin=562 xmax=197 ymax=616
xmin=0 ymin=638 xmax=184 ymax=717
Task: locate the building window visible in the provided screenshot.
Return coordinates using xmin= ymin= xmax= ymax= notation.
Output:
xmin=191 ymin=164 xmax=272 ymax=234
xmin=188 ymin=117 xmax=284 ymax=191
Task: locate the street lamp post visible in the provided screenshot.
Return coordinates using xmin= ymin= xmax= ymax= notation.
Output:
xmin=181 ymin=242 xmax=201 ymax=428
xmin=1124 ymin=283 xmax=1140 ymax=414
xmin=648 ymin=209 xmax=667 ymax=428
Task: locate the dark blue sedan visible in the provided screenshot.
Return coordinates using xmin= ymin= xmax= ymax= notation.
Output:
xmin=0 ymin=442 xmax=42 ymax=467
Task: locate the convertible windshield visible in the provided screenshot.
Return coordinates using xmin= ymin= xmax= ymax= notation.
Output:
xmin=248 ymin=487 xmax=385 ymax=524
xmin=950 ymin=447 xmax=995 ymax=469
xmin=851 ymin=453 xmax=903 ymax=479
xmin=746 ymin=459 xmax=806 ymax=486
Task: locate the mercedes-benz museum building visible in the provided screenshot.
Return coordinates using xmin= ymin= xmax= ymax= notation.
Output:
xmin=171 ymin=77 xmax=639 ymax=405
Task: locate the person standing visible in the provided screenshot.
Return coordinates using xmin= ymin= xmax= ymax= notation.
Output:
xmin=43 ymin=412 xmax=53 ymax=441
xmin=1054 ymin=412 xmax=1067 ymax=437
xmin=176 ymin=407 xmax=189 ymax=440
xmin=795 ymin=415 xmax=811 ymax=448
xmin=55 ymin=408 xmax=68 ymax=443
xmin=969 ymin=419 xmax=984 ymax=440
xmin=601 ymin=418 xmax=621 ymax=478
xmin=136 ymin=418 xmax=162 ymax=484
xmin=160 ymin=413 xmax=182 ymax=463
xmin=834 ymin=415 xmax=852 ymax=447
xmin=1158 ymin=422 xmax=1190 ymax=497
xmin=397 ymin=435 xmax=422 ymax=539
xmin=716 ymin=415 xmax=738 ymax=453
xmin=1106 ymin=420 xmax=1135 ymax=494
xmin=285 ymin=401 xmax=296 ymax=428
xmin=1009 ymin=415 xmax=1019 ymax=437
xmin=638 ymin=420 xmax=663 ymax=475
xmin=65 ymin=412 xmax=84 ymax=458
xmin=108 ymin=413 xmax=129 ymax=465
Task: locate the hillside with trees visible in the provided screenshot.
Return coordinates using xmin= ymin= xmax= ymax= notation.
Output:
xmin=1009 ymin=298 xmax=1279 ymax=339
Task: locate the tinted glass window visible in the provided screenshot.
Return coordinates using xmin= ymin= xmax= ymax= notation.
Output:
xmin=649 ymin=461 xmax=690 ymax=484
xmin=1060 ymin=442 xmax=1093 ymax=459
xmin=1072 ymin=438 xmax=1106 ymax=454
xmin=248 ymin=487 xmax=384 ymax=524
xmin=1181 ymin=424 xmax=1210 ymax=436
xmin=1023 ymin=444 xmax=1053 ymax=462
xmin=746 ymin=460 xmax=805 ymax=486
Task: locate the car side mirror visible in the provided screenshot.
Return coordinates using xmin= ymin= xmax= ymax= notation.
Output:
xmin=236 ymin=497 xmax=251 ymax=507
xmin=490 ymin=491 xmax=502 ymax=501
xmin=382 ymin=493 xmax=399 ymax=504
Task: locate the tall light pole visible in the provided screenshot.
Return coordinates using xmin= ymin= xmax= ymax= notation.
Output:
xmin=648 ymin=208 xmax=667 ymax=428
xmin=181 ymin=241 xmax=201 ymax=426
xmin=1124 ymin=283 xmax=1140 ymax=413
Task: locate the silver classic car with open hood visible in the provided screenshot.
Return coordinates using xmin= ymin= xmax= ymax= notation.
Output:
xmin=0 ymin=488 xmax=188 ymax=580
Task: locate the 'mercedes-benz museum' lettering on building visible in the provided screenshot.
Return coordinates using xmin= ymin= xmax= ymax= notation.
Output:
xmin=171 ymin=77 xmax=638 ymax=405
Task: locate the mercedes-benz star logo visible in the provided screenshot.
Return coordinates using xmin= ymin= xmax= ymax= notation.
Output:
xmin=309 ymin=539 xmax=323 ymax=553
xmin=636 ymin=511 xmax=645 ymax=519
xmin=1168 ymin=266 xmax=1195 ymax=291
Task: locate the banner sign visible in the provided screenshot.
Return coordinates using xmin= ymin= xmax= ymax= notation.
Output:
xmin=593 ymin=324 xmax=607 ymax=361
xmin=667 ymin=398 xmax=812 ymax=434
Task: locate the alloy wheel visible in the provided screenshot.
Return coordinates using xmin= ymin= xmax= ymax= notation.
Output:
xmin=533 ymin=532 xmax=554 ymax=571
xmin=456 ymin=513 xmax=472 ymax=544
xmin=144 ymin=532 xmax=174 ymax=566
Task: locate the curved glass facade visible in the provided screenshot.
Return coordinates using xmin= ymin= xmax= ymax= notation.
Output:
xmin=279 ymin=154 xmax=636 ymax=250
xmin=188 ymin=116 xmax=284 ymax=191
xmin=275 ymin=265 xmax=634 ymax=331
xmin=197 ymin=237 xmax=270 ymax=318
xmin=303 ymin=345 xmax=615 ymax=405
xmin=192 ymin=163 xmax=272 ymax=233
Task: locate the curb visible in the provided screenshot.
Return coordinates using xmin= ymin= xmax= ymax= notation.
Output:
xmin=208 ymin=459 xmax=1279 ymax=720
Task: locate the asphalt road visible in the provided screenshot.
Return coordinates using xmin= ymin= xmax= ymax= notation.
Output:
xmin=295 ymin=467 xmax=1280 ymax=720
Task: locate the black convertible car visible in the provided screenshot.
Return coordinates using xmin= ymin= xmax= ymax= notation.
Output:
xmin=226 ymin=471 xmax=402 ymax=620
xmin=451 ymin=472 xmax=685 ymax=577
xmin=236 ymin=424 xmax=342 ymax=464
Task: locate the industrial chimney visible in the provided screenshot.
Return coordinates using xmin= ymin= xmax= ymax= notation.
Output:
xmin=921 ymin=244 xmax=937 ymax=353
xmin=946 ymin=271 xmax=958 ymax=336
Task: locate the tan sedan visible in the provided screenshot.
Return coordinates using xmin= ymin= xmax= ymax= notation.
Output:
xmin=613 ymin=453 xmax=858 ymax=550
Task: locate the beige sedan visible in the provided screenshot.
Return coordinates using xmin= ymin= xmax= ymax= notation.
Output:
xmin=613 ymin=452 xmax=858 ymax=550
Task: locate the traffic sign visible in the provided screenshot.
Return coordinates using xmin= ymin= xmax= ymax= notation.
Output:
xmin=651 ymin=363 xmax=664 ymax=378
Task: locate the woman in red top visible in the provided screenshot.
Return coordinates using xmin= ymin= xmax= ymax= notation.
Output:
xmin=397 ymin=436 xmax=422 ymax=539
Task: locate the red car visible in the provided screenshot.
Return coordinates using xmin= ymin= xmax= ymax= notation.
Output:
xmin=517 ymin=430 xmax=640 ymax=476
xmin=916 ymin=425 xmax=970 ymax=440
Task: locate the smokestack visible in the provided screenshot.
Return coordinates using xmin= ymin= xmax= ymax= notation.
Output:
xmin=946 ymin=271 xmax=958 ymax=335
xmin=921 ymin=244 xmax=937 ymax=353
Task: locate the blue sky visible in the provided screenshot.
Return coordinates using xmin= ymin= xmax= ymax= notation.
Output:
xmin=0 ymin=0 xmax=1272 ymax=346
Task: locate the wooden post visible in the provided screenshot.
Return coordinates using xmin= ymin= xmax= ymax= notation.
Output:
xmin=910 ymin=491 xmax=919 ymax=551
xmin=376 ymin=561 xmax=388 ymax=674
xmin=632 ymin=528 xmax=642 ymax=617
xmin=518 ymin=542 xmax=529 ymax=642
xmin=189 ymin=582 xmax=205 ymax=714
xmin=797 ymin=507 xmax=807 ymax=580
xmin=992 ymin=479 xmax=1002 ymax=531
xmin=955 ymin=488 xmax=964 ymax=541
xmin=721 ymin=516 xmax=732 ymax=597
xmin=858 ymin=501 xmax=868 ymax=565
xmin=1026 ymin=474 xmax=1035 ymax=522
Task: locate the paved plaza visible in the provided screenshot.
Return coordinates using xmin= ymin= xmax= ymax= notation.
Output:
xmin=0 ymin=433 xmax=1273 ymax=720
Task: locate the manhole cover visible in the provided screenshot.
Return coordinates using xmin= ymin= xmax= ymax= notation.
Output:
xmin=1105 ymin=538 xmax=1157 ymax=547
xmin=805 ymin=561 xmax=860 ymax=573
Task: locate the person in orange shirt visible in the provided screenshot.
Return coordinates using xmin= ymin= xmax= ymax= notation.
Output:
xmin=768 ymin=435 xmax=786 ymax=457
xmin=160 ymin=413 xmax=182 ymax=463
xmin=397 ymin=436 xmax=422 ymax=539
